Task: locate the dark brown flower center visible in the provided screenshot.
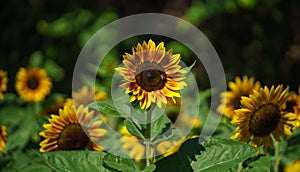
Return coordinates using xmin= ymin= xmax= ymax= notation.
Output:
xmin=58 ymin=124 xmax=90 ymax=150
xmin=249 ymin=103 xmax=281 ymax=137
xmin=135 ymin=62 xmax=167 ymax=92
xmin=27 ymin=77 xmax=39 ymax=89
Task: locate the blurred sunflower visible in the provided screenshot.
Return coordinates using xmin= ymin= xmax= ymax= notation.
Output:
xmin=0 ymin=70 xmax=8 ymax=100
xmin=15 ymin=67 xmax=52 ymax=102
xmin=156 ymin=137 xmax=186 ymax=157
xmin=40 ymin=96 xmax=66 ymax=116
xmin=119 ymin=125 xmax=145 ymax=162
xmin=217 ymin=75 xmax=260 ymax=119
xmin=231 ymin=85 xmax=296 ymax=153
xmin=285 ymin=159 xmax=300 ymax=172
xmin=72 ymin=85 xmax=107 ymax=107
xmin=116 ymin=39 xmax=187 ymax=110
xmin=39 ymin=104 xmax=107 ymax=152
xmin=0 ymin=124 xmax=7 ymax=153
xmin=282 ymin=88 xmax=300 ymax=128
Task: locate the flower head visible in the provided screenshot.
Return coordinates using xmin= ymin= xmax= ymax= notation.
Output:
xmin=0 ymin=70 xmax=8 ymax=100
xmin=72 ymin=85 xmax=107 ymax=107
xmin=15 ymin=67 xmax=52 ymax=102
xmin=119 ymin=125 xmax=146 ymax=162
xmin=39 ymin=104 xmax=107 ymax=152
xmin=231 ymin=85 xmax=296 ymax=153
xmin=116 ymin=40 xmax=187 ymax=110
xmin=285 ymin=159 xmax=300 ymax=172
xmin=217 ymin=75 xmax=260 ymax=119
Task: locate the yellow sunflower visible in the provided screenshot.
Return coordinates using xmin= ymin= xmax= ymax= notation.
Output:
xmin=156 ymin=137 xmax=186 ymax=157
xmin=0 ymin=124 xmax=7 ymax=153
xmin=116 ymin=39 xmax=187 ymax=110
xmin=217 ymin=75 xmax=260 ymax=119
xmin=119 ymin=125 xmax=146 ymax=162
xmin=282 ymin=89 xmax=300 ymax=128
xmin=285 ymin=159 xmax=300 ymax=172
xmin=39 ymin=104 xmax=107 ymax=152
xmin=0 ymin=70 xmax=8 ymax=100
xmin=15 ymin=67 xmax=52 ymax=102
xmin=231 ymin=85 xmax=296 ymax=153
xmin=72 ymin=85 xmax=107 ymax=107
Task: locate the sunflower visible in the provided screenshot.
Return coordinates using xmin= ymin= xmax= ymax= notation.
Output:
xmin=0 ymin=124 xmax=7 ymax=153
xmin=72 ymin=85 xmax=107 ymax=107
xmin=285 ymin=159 xmax=300 ymax=172
xmin=119 ymin=125 xmax=146 ymax=162
xmin=0 ymin=70 xmax=8 ymax=100
xmin=282 ymin=89 xmax=300 ymax=128
xmin=15 ymin=67 xmax=52 ymax=102
xmin=116 ymin=39 xmax=187 ymax=110
xmin=40 ymin=96 xmax=66 ymax=116
xmin=39 ymin=104 xmax=107 ymax=152
xmin=217 ymin=75 xmax=260 ymax=119
xmin=231 ymin=85 xmax=296 ymax=153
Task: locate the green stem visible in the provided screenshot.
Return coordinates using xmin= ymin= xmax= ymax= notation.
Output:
xmin=145 ymin=111 xmax=152 ymax=167
xmin=274 ymin=141 xmax=280 ymax=172
xmin=237 ymin=162 xmax=243 ymax=172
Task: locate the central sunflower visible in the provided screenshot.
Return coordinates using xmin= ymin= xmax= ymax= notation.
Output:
xmin=116 ymin=40 xmax=187 ymax=109
xmin=231 ymin=85 xmax=296 ymax=153
xmin=39 ymin=104 xmax=107 ymax=152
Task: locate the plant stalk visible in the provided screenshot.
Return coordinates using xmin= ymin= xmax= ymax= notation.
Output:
xmin=145 ymin=110 xmax=152 ymax=167
xmin=274 ymin=141 xmax=280 ymax=172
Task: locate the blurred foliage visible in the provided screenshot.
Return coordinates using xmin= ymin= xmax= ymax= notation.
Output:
xmin=1 ymin=0 xmax=300 ymax=171
xmin=1 ymin=0 xmax=300 ymax=94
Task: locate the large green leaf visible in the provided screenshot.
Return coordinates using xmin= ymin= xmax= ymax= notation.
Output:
xmin=103 ymin=153 xmax=138 ymax=172
xmin=36 ymin=151 xmax=109 ymax=172
xmin=88 ymin=101 xmax=130 ymax=118
xmin=149 ymin=114 xmax=171 ymax=139
xmin=191 ymin=138 xmax=258 ymax=172
xmin=243 ymin=155 xmax=271 ymax=172
xmin=125 ymin=120 xmax=145 ymax=139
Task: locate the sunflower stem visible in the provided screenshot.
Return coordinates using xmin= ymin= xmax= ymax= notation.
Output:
xmin=237 ymin=162 xmax=243 ymax=172
xmin=274 ymin=141 xmax=280 ymax=172
xmin=145 ymin=110 xmax=152 ymax=167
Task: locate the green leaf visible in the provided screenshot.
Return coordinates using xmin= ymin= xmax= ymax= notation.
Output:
xmin=143 ymin=164 xmax=156 ymax=172
xmin=243 ymin=155 xmax=271 ymax=172
xmin=103 ymin=153 xmax=137 ymax=172
xmin=155 ymin=137 xmax=204 ymax=172
xmin=149 ymin=114 xmax=171 ymax=139
xmin=183 ymin=60 xmax=196 ymax=73
xmin=36 ymin=151 xmax=109 ymax=172
xmin=88 ymin=101 xmax=130 ymax=117
xmin=179 ymin=137 xmax=205 ymax=169
xmin=0 ymin=106 xmax=39 ymax=151
xmin=191 ymin=138 xmax=258 ymax=172
xmin=125 ymin=120 xmax=145 ymax=139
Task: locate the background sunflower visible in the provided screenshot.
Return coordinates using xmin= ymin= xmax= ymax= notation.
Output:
xmin=15 ymin=67 xmax=52 ymax=102
xmin=0 ymin=70 xmax=8 ymax=100
xmin=231 ymin=85 xmax=296 ymax=153
xmin=39 ymin=104 xmax=107 ymax=152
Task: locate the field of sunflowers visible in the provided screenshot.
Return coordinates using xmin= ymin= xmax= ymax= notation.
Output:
xmin=1 ymin=1 xmax=300 ymax=172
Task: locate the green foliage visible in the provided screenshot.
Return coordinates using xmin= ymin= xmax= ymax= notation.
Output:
xmin=191 ymin=138 xmax=258 ymax=172
xmin=35 ymin=151 xmax=109 ymax=172
xmin=243 ymin=155 xmax=271 ymax=172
